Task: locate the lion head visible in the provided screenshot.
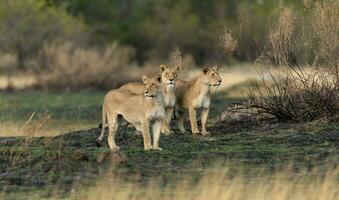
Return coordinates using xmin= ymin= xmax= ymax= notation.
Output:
xmin=201 ymin=66 xmax=222 ymax=86
xmin=142 ymin=75 xmax=162 ymax=98
xmin=160 ymin=64 xmax=180 ymax=87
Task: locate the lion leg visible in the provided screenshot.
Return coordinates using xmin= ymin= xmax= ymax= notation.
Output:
xmin=177 ymin=110 xmax=186 ymax=133
xmin=152 ymin=120 xmax=163 ymax=150
xmin=161 ymin=107 xmax=174 ymax=135
xmin=201 ymin=107 xmax=210 ymax=135
xmin=107 ymin=114 xmax=120 ymax=151
xmin=97 ymin=106 xmax=107 ymax=144
xmin=132 ymin=123 xmax=143 ymax=135
xmin=189 ymin=107 xmax=200 ymax=134
xmin=141 ymin=120 xmax=152 ymax=150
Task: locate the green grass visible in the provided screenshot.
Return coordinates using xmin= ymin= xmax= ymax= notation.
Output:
xmin=0 ymin=90 xmax=104 ymax=121
xmin=0 ymin=90 xmax=338 ymax=198
xmin=0 ymin=90 xmax=105 ymax=136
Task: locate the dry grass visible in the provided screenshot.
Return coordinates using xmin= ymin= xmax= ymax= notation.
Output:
xmin=0 ymin=44 xmax=199 ymax=90
xmin=0 ymin=119 xmax=98 ymax=137
xmin=0 ymin=74 xmax=36 ymax=90
xmin=34 ymin=41 xmax=137 ymax=90
xmin=266 ymin=6 xmax=296 ymax=66
xmin=308 ymin=0 xmax=339 ymax=66
xmin=72 ymin=167 xmax=338 ymax=200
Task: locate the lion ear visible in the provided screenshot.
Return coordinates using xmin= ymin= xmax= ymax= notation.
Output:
xmin=155 ymin=75 xmax=161 ymax=83
xmin=175 ymin=64 xmax=182 ymax=72
xmin=142 ymin=75 xmax=149 ymax=84
xmin=213 ymin=65 xmax=221 ymax=71
xmin=160 ymin=64 xmax=167 ymax=72
xmin=202 ymin=67 xmax=209 ymax=75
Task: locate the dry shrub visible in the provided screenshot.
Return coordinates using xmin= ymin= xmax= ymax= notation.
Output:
xmin=235 ymin=66 xmax=339 ymax=122
xmin=33 ymin=42 xmax=192 ymax=90
xmin=220 ymin=27 xmax=238 ymax=55
xmin=232 ymin=1 xmax=339 ymax=122
xmin=34 ymin=41 xmax=137 ymax=90
xmin=308 ymin=0 xmax=339 ymax=66
xmin=266 ymin=6 xmax=296 ymax=66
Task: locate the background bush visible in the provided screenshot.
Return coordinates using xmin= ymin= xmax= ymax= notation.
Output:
xmin=232 ymin=1 xmax=339 ymax=122
xmin=0 ymin=0 xmax=87 ymax=71
xmin=0 ymin=0 xmax=337 ymax=91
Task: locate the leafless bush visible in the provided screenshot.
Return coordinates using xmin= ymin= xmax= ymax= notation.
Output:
xmin=34 ymin=41 xmax=137 ymax=90
xmin=220 ymin=27 xmax=238 ymax=55
xmin=232 ymin=66 xmax=339 ymax=122
xmin=232 ymin=1 xmax=339 ymax=122
xmin=308 ymin=1 xmax=339 ymax=67
xmin=266 ymin=6 xmax=297 ymax=66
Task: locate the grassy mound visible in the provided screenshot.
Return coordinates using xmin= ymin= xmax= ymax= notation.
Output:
xmin=0 ymin=118 xmax=338 ymax=196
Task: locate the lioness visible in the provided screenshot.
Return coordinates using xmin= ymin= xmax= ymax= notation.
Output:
xmin=119 ymin=64 xmax=180 ymax=135
xmin=97 ymin=75 xmax=166 ymax=151
xmin=176 ymin=66 xmax=222 ymax=135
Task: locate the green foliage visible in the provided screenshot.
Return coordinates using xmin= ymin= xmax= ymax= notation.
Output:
xmin=0 ymin=0 xmax=311 ymax=69
xmin=0 ymin=0 xmax=87 ymax=70
xmin=46 ymin=0 xmax=288 ymax=63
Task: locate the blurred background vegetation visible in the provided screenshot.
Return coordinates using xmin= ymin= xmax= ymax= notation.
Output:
xmin=0 ymin=0 xmax=311 ymax=90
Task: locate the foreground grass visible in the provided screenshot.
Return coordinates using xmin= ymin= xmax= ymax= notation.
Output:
xmin=0 ymin=118 xmax=338 ymax=198
xmin=76 ymin=167 xmax=339 ymax=200
xmin=0 ymin=90 xmax=338 ymax=199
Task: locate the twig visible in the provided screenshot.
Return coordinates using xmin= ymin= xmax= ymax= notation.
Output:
xmin=20 ymin=112 xmax=36 ymax=135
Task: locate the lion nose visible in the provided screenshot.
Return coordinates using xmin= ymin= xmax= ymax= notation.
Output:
xmin=218 ymin=80 xmax=222 ymax=83
xmin=169 ymin=78 xmax=174 ymax=81
xmin=145 ymin=90 xmax=149 ymax=94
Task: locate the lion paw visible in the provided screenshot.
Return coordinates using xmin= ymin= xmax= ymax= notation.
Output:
xmin=144 ymin=145 xmax=153 ymax=150
xmin=201 ymin=131 xmax=210 ymax=136
xmin=153 ymin=147 xmax=163 ymax=151
xmin=110 ymin=146 xmax=120 ymax=151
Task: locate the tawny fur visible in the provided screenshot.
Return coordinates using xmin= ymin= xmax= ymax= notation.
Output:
xmin=175 ymin=66 xmax=222 ymax=135
xmin=119 ymin=64 xmax=180 ymax=135
xmin=97 ymin=75 xmax=166 ymax=151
